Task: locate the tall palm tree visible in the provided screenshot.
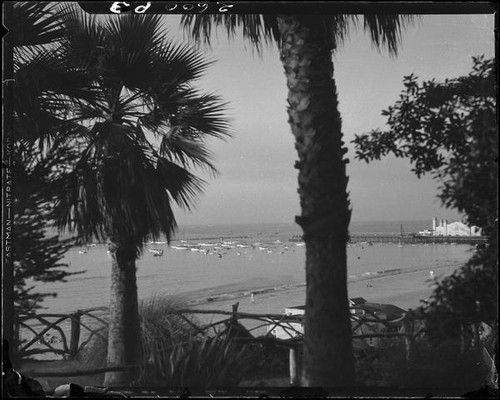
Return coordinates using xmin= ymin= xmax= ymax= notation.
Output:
xmin=13 ymin=6 xmax=229 ymax=386
xmin=182 ymin=14 xmax=413 ymax=387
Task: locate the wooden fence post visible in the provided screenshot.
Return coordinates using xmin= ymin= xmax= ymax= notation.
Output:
xmin=402 ymin=316 xmax=414 ymax=368
xmin=289 ymin=345 xmax=298 ymax=386
xmin=460 ymin=324 xmax=465 ymax=355
xmin=232 ymin=302 xmax=239 ymax=321
xmin=289 ymin=342 xmax=302 ymax=386
xmin=69 ymin=312 xmax=81 ymax=359
xmin=12 ymin=319 xmax=20 ymax=362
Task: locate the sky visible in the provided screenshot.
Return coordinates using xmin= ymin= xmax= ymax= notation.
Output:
xmin=157 ymin=13 xmax=495 ymax=226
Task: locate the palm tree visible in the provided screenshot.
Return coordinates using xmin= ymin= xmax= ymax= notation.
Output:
xmin=182 ymin=14 xmax=413 ymax=387
xmin=13 ymin=6 xmax=229 ymax=386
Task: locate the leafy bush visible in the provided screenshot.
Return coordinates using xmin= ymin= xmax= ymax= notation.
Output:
xmin=353 ymin=56 xmax=498 ymax=343
xmin=354 ymin=336 xmax=488 ymax=389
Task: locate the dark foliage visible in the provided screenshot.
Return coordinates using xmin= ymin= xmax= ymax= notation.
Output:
xmin=353 ymin=56 xmax=498 ymax=340
xmin=353 ymin=56 xmax=496 ymax=234
xmin=354 ymin=337 xmax=487 ymax=389
xmin=11 ymin=2 xmax=86 ymax=316
xmin=12 ymin=144 xmax=83 ymax=315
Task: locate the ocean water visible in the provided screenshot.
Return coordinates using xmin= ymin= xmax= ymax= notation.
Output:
xmin=32 ymin=221 xmax=473 ymax=314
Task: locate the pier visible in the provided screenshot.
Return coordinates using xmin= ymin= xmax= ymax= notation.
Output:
xmin=349 ymin=235 xmax=487 ymax=245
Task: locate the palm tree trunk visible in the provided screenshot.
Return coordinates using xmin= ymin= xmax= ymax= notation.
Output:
xmin=104 ymin=241 xmax=142 ymax=386
xmin=277 ymin=15 xmax=354 ymax=387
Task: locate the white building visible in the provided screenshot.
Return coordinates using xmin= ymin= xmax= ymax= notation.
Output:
xmin=418 ymin=217 xmax=482 ymax=237
xmin=267 ymin=299 xmax=405 ymax=341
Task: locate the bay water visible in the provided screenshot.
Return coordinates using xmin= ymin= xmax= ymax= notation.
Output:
xmin=33 ymin=220 xmax=473 ymax=314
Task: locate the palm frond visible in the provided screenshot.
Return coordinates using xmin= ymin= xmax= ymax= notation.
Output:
xmin=146 ymin=88 xmax=230 ymax=140
xmin=57 ymin=4 xmax=106 ymax=70
xmin=156 ymin=158 xmax=206 ymax=211
xmin=13 ymin=2 xmax=66 ymax=47
xmin=173 ymin=91 xmax=231 ymax=140
xmin=151 ymin=40 xmax=215 ymax=87
xmin=15 ymin=50 xmax=99 ymax=112
xmin=361 ymin=15 xmax=417 ymax=56
xmin=104 ymin=13 xmax=164 ymax=53
xmin=157 ymin=130 xmax=218 ymax=176
xmin=98 ymin=13 xmax=166 ymax=89
xmin=14 ymin=58 xmax=97 ymax=149
xmin=320 ymin=15 xmax=357 ymax=50
xmin=182 ymin=14 xmax=416 ymax=56
xmin=181 ymin=14 xmax=280 ymax=53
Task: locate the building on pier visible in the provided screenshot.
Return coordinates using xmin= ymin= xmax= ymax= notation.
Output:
xmin=418 ymin=217 xmax=482 ymax=237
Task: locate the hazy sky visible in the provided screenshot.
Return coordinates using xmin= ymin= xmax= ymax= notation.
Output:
xmin=159 ymin=14 xmax=495 ymax=226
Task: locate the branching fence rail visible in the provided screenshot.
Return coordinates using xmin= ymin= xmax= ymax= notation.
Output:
xmin=17 ymin=307 xmax=108 ymax=360
xmin=17 ymin=303 xmax=425 ymax=384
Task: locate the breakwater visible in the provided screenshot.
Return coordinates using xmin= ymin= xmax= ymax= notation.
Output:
xmin=349 ymin=235 xmax=486 ymax=245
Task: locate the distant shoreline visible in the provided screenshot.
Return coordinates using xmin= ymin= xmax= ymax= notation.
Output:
xmin=168 ymin=261 xmax=461 ymax=309
xmin=22 ymin=262 xmax=460 ymax=330
xmin=48 ymin=219 xmax=437 ymax=242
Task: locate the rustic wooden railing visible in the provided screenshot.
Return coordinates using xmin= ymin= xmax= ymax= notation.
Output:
xmin=17 ymin=302 xmax=427 ymax=386
xmin=16 ymin=307 xmax=108 ymax=360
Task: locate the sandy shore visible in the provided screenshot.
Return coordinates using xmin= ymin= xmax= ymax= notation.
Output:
xmin=19 ymin=262 xmax=456 ymax=359
xmin=180 ymin=263 xmax=455 ymax=336
xmin=191 ymin=263 xmax=452 ymax=314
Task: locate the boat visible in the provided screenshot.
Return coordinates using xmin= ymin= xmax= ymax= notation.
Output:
xmin=398 ymin=224 xmax=405 ymax=247
xmin=78 ymin=250 xmax=87 ymax=254
xmin=171 ymin=246 xmax=189 ymax=250
xmin=149 ymin=249 xmax=164 ymax=256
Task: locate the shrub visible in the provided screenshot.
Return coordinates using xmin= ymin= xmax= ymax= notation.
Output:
xmin=76 ymin=295 xmax=252 ymax=388
xmin=76 ymin=295 xmax=199 ymax=384
xmin=141 ymin=331 xmax=252 ymax=388
xmin=354 ymin=336 xmax=488 ymax=389
xmin=242 ymin=343 xmax=289 ymax=380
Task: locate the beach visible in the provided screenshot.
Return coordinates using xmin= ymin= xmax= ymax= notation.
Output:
xmin=194 ymin=262 xmax=449 ymax=314
xmin=185 ymin=261 xmax=454 ymax=336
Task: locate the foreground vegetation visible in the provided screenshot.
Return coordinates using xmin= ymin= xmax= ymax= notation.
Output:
xmin=72 ymin=296 xmax=493 ymax=391
xmin=354 ymin=56 xmax=497 ymax=340
xmin=77 ymin=297 xmax=253 ymax=387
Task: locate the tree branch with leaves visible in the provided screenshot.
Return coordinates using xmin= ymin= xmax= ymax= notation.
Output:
xmin=353 ymin=56 xmax=497 ymax=340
